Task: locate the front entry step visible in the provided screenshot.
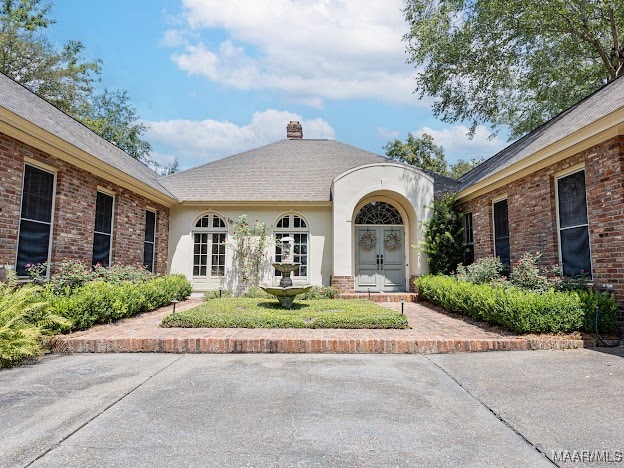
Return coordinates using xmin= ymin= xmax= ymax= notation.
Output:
xmin=337 ymin=292 xmax=418 ymax=303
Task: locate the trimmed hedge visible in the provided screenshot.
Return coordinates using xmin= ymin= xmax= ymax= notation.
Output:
xmin=576 ymin=289 xmax=619 ymax=334
xmin=416 ymin=275 xmax=584 ymax=334
xmin=48 ymin=274 xmax=191 ymax=332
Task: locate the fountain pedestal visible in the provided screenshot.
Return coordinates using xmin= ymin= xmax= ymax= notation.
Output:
xmin=260 ymin=237 xmax=312 ymax=309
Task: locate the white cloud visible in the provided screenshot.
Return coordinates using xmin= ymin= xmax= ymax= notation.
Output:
xmin=412 ymin=125 xmax=507 ymax=161
xmin=144 ymin=109 xmax=335 ymax=167
xmin=165 ymin=0 xmax=424 ymax=106
xmin=377 ymin=127 xmax=400 ymax=139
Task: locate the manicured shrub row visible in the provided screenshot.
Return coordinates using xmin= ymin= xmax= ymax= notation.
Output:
xmin=48 ymin=274 xmax=192 ymax=332
xmin=416 ymin=275 xmax=584 ymax=334
xmin=576 ymin=289 xmax=619 ymax=334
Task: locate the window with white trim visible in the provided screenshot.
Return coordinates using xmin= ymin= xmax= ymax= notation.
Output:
xmin=557 ymin=169 xmax=592 ymax=277
xmin=144 ymin=210 xmax=156 ymax=272
xmin=92 ymin=191 xmax=114 ymax=266
xmin=462 ymin=212 xmax=474 ymax=265
xmin=275 ymin=214 xmax=308 ymax=277
xmin=493 ymin=199 xmax=510 ymax=266
xmin=16 ymin=164 xmax=55 ymax=276
xmin=193 ymin=214 xmax=227 ymax=277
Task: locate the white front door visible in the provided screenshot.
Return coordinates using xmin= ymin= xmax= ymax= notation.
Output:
xmin=355 ymin=226 xmax=405 ymax=292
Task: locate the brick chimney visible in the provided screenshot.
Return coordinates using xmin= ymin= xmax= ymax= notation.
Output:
xmin=286 ymin=120 xmax=303 ymax=139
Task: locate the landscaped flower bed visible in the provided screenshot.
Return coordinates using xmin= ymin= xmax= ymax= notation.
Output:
xmin=161 ymin=298 xmax=409 ymax=329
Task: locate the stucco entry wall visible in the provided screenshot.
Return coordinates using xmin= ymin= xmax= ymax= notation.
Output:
xmin=331 ymin=163 xmax=434 ymax=288
xmin=168 ymin=205 xmax=332 ymax=292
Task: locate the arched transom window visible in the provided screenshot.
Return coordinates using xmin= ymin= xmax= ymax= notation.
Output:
xmin=192 ymin=213 xmax=227 ymax=277
xmin=354 ymin=201 xmax=403 ymax=225
xmin=275 ymin=214 xmax=308 ymax=278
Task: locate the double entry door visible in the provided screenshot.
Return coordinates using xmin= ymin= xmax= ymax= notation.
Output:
xmin=355 ymin=226 xmax=405 ymax=292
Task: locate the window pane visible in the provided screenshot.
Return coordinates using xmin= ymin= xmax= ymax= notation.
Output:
xmin=558 ymin=171 xmax=588 ymax=228
xmin=94 ymin=192 xmax=113 ymax=234
xmin=213 ymin=215 xmax=226 ymax=228
xmin=16 ymin=220 xmax=50 ymax=276
xmin=92 ymin=232 xmax=111 ymax=266
xmin=561 ymin=226 xmax=592 ymax=277
xmin=143 ymin=242 xmax=154 ymax=272
xmin=495 ymin=237 xmax=510 ymax=266
xmin=277 ymin=216 xmax=289 ymax=228
xmin=464 ymin=245 xmax=475 ymax=266
xmin=145 ymin=211 xmax=156 ymax=242
xmin=21 ymin=165 xmax=54 ymax=223
xmin=493 ymin=200 xmax=510 ymax=266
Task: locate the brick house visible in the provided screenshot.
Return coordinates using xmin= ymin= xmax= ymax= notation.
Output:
xmin=454 ymin=78 xmax=624 ymax=308
xmin=0 ymin=71 xmax=623 ymax=307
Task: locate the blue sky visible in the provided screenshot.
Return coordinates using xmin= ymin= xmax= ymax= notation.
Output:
xmin=47 ymin=0 xmax=507 ymax=170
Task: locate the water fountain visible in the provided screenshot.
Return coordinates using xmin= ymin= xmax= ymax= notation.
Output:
xmin=261 ymin=236 xmax=312 ymax=309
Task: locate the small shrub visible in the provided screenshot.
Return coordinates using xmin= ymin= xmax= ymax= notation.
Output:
xmin=48 ymin=260 xmax=96 ymax=295
xmin=204 ymin=289 xmax=234 ymax=300
xmin=456 ymin=257 xmax=505 ymax=284
xmin=0 ymin=277 xmax=70 ymax=368
xmin=508 ymin=252 xmax=562 ymax=292
xmin=243 ymin=286 xmax=272 ymax=298
xmin=417 ymin=275 xmax=584 ymax=334
xmin=93 ymin=263 xmax=154 ymax=284
xmin=576 ymin=289 xmax=619 ymax=334
xmin=299 ymin=286 xmax=339 ymax=300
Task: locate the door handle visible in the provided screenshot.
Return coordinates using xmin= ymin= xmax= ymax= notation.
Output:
xmin=380 ymin=254 xmax=384 ymax=271
xmin=376 ymin=254 xmax=380 ymax=270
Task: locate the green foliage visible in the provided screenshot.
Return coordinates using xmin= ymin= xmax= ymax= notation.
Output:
xmin=204 ymin=289 xmax=234 ymax=300
xmin=0 ymin=276 xmax=69 ymax=368
xmin=242 ymin=286 xmax=272 ymax=299
xmin=417 ymin=275 xmax=584 ymax=334
xmin=299 ymin=286 xmax=339 ymax=300
xmin=384 ymin=133 xmax=483 ymax=178
xmin=402 ymin=0 xmax=624 ymax=139
xmin=0 ymin=0 xmax=154 ymax=163
xmin=576 ymin=289 xmax=619 ymax=334
xmin=49 ymin=274 xmax=192 ymax=332
xmin=422 ymin=194 xmax=465 ymax=274
xmin=161 ymin=298 xmax=409 ymax=329
xmin=508 ymin=252 xmax=562 ymax=292
xmin=81 ymin=89 xmax=151 ymax=160
xmin=229 ymin=215 xmax=268 ymax=294
xmin=456 ymin=257 xmax=505 ymax=284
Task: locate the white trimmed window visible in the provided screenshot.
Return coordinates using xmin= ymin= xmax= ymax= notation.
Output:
xmin=192 ymin=214 xmax=227 ymax=277
xmin=274 ymin=214 xmax=309 ymax=278
xmin=92 ymin=191 xmax=114 ymax=267
xmin=556 ymin=169 xmax=592 ymax=277
xmin=144 ymin=210 xmax=157 ymax=272
xmin=16 ymin=163 xmax=56 ymax=277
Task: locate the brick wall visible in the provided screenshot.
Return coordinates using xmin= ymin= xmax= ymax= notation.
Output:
xmin=330 ymin=275 xmax=354 ymax=292
xmin=0 ymin=132 xmax=170 ymax=276
xmin=458 ymin=136 xmax=624 ymax=309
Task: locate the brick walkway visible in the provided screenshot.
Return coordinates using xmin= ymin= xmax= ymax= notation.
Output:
xmin=59 ymin=300 xmax=590 ymax=354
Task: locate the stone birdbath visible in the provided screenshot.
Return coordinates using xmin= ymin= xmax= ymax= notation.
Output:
xmin=261 ymin=236 xmax=312 ymax=309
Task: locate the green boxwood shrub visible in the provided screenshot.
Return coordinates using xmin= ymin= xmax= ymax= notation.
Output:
xmin=576 ymin=289 xmax=619 ymax=334
xmin=416 ymin=275 xmax=584 ymax=334
xmin=49 ymin=274 xmax=192 ymax=332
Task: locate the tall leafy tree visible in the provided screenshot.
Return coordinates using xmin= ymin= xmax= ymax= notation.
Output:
xmin=384 ymin=133 xmax=482 ymax=178
xmin=0 ymin=0 xmax=155 ymax=163
xmin=402 ymin=0 xmax=624 ymax=138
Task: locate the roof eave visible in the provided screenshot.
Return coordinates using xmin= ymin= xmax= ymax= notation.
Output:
xmin=455 ymin=109 xmax=624 ymax=203
xmin=0 ymin=107 xmax=178 ymax=207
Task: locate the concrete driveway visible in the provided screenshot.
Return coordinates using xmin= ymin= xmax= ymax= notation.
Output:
xmin=1 ymin=349 xmax=623 ymax=467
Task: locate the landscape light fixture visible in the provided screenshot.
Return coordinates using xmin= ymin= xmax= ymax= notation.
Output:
xmin=170 ymin=298 xmax=179 ymax=313
xmin=400 ymin=298 xmax=405 ymax=315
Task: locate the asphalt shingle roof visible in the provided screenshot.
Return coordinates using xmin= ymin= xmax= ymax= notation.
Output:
xmin=159 ymin=139 xmax=392 ymax=202
xmin=457 ymin=76 xmax=624 ymax=191
xmin=0 ymin=73 xmax=173 ymax=198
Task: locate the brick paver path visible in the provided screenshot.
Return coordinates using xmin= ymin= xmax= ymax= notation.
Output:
xmin=60 ymin=300 xmax=589 ymax=354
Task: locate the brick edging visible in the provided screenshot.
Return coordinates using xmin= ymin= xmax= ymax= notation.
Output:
xmin=61 ymin=336 xmax=592 ymax=354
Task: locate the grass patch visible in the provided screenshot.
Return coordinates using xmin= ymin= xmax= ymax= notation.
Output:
xmin=161 ymin=298 xmax=409 ymax=329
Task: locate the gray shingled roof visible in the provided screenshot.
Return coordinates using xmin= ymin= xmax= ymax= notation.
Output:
xmin=159 ymin=139 xmax=392 ymax=202
xmin=457 ymin=76 xmax=624 ymax=191
xmin=0 ymin=73 xmax=173 ymax=198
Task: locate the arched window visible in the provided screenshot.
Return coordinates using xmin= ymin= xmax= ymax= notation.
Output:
xmin=192 ymin=213 xmax=227 ymax=277
xmin=354 ymin=201 xmax=403 ymax=225
xmin=274 ymin=214 xmax=308 ymax=278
